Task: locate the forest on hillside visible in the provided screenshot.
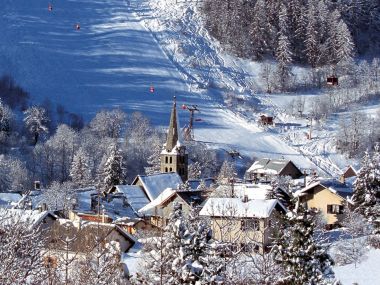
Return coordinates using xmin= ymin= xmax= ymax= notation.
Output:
xmin=202 ymin=0 xmax=380 ymax=66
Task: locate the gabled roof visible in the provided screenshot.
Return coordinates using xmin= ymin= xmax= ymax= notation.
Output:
xmin=175 ymin=191 xmax=208 ymax=206
xmin=132 ymin=173 xmax=183 ymax=201
xmin=138 ymin=189 xmax=208 ymax=216
xmin=215 ymin=183 xmax=273 ymax=200
xmin=296 ymin=180 xmax=352 ymax=202
xmin=75 ymin=187 xmax=97 ymax=212
xmin=102 ymin=195 xmax=140 ymax=220
xmin=187 ymin=178 xmax=215 ymax=190
xmin=0 ymin=209 xmax=57 ymax=229
xmin=114 ymin=185 xmax=150 ymax=212
xmin=138 ymin=188 xmax=175 ymax=216
xmin=200 ymin=198 xmax=286 ymax=218
xmin=247 ymin=158 xmax=301 ymax=176
xmin=49 ymin=220 xmax=136 ymax=253
xmin=341 ymin=165 xmax=357 ymax=177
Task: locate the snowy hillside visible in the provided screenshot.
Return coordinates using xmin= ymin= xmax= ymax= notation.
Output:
xmin=0 ymin=0 xmax=362 ymax=174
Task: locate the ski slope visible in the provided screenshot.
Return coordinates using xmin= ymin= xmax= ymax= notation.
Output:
xmin=0 ymin=0 xmax=315 ymax=169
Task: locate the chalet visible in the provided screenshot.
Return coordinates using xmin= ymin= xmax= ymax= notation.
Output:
xmin=296 ymin=180 xmax=352 ymax=226
xmin=258 ymin=114 xmax=274 ymax=126
xmin=138 ymin=189 xmax=208 ymax=227
xmin=246 ymin=158 xmax=303 ymax=181
xmin=339 ymin=165 xmax=357 ymax=184
xmin=131 ymin=172 xmax=183 ymax=201
xmin=199 ymin=198 xmax=287 ymax=253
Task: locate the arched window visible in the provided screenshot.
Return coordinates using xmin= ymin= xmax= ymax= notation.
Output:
xmin=169 ymin=167 xmax=172 ymax=172
xmin=165 ymin=157 xmax=168 ymax=163
xmin=165 ymin=167 xmax=168 ymax=172
xmin=169 ymin=157 xmax=172 ymax=163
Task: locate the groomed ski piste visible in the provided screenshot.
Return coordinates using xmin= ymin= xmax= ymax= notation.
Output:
xmin=0 ymin=0 xmax=358 ymax=174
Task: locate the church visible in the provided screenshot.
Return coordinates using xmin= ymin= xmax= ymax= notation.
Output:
xmin=160 ymin=96 xmax=188 ymax=182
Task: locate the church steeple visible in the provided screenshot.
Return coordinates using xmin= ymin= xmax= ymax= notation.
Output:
xmin=165 ymin=96 xmax=179 ymax=152
xmin=160 ymin=96 xmax=188 ymax=182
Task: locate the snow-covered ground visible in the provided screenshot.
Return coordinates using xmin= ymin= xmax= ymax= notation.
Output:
xmin=334 ymin=248 xmax=380 ymax=284
xmin=0 ymin=0 xmax=320 ymax=170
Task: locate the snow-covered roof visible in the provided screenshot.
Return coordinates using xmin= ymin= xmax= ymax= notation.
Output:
xmin=247 ymin=158 xmax=300 ymax=176
xmin=115 ymin=185 xmax=150 ymax=212
xmin=0 ymin=209 xmax=56 ymax=228
xmin=295 ymin=180 xmax=352 ymax=201
xmin=138 ymin=188 xmax=175 ymax=216
xmin=133 ymin=173 xmax=183 ymax=201
xmin=102 ymin=196 xmax=140 ymax=220
xmin=187 ymin=178 xmax=215 ymax=190
xmin=216 ymin=183 xmax=271 ymax=200
xmin=199 ymin=198 xmax=284 ymax=218
xmin=75 ymin=187 xmax=97 ymax=212
xmin=0 ymin=192 xmax=22 ymax=208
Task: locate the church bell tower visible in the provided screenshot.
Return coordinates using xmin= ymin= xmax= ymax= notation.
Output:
xmin=160 ymin=96 xmax=188 ymax=182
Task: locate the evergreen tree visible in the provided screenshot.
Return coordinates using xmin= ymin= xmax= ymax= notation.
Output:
xmin=217 ymin=160 xmax=236 ymax=186
xmin=101 ymin=144 xmax=126 ymax=192
xmin=336 ymin=19 xmax=355 ymax=63
xmin=273 ymin=205 xmax=334 ymax=284
xmin=134 ymin=204 xmax=224 ymax=284
xmin=276 ymin=4 xmax=293 ymax=91
xmin=70 ymin=147 xmax=92 ymax=187
xmin=351 ymin=148 xmax=379 ymax=216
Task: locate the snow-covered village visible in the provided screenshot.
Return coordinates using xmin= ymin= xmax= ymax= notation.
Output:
xmin=1 ymin=0 xmax=380 ymax=284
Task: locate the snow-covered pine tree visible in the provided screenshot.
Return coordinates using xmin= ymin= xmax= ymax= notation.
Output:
xmin=304 ymin=0 xmax=321 ymax=68
xmin=336 ymin=19 xmax=355 ymax=64
xmin=217 ymin=160 xmax=236 ymax=186
xmin=275 ymin=4 xmax=293 ymax=91
xmin=273 ymin=204 xmax=335 ymax=285
xmin=23 ymin=106 xmax=49 ymax=145
xmin=102 ymin=143 xmax=126 ymax=192
xmin=133 ymin=204 xmax=224 ymax=284
xmin=70 ymin=147 xmax=92 ymax=187
xmin=351 ymin=149 xmax=378 ymax=216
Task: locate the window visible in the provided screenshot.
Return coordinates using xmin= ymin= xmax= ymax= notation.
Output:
xmin=165 ymin=157 xmax=168 ymax=163
xmin=327 ymin=204 xmax=344 ymax=214
xmin=169 ymin=157 xmax=172 ymax=163
xmin=165 ymin=167 xmax=168 ymax=172
xmin=169 ymin=167 xmax=172 ymax=172
xmin=241 ymin=219 xmax=260 ymax=231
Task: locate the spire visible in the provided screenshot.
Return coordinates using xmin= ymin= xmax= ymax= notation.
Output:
xmin=165 ymin=96 xmax=179 ymax=152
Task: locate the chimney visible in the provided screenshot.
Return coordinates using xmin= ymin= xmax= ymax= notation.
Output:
xmin=303 ymin=170 xmax=307 ymax=187
xmin=34 ymin=181 xmax=41 ymax=190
